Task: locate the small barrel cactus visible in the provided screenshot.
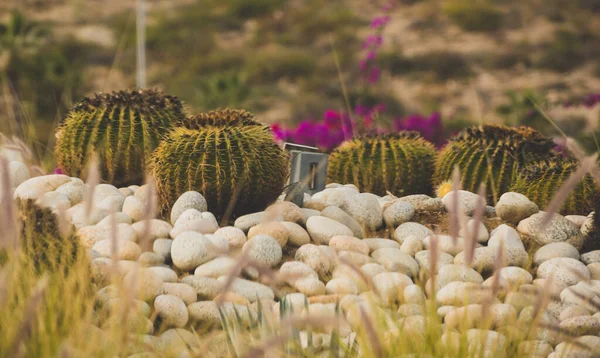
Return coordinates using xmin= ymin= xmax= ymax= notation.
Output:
xmin=151 ymin=109 xmax=289 ymax=219
xmin=434 ymin=124 xmax=555 ymax=203
xmin=511 ymin=158 xmax=600 ymax=215
xmin=327 ymin=133 xmax=437 ymax=196
xmin=54 ymin=89 xmax=186 ymax=187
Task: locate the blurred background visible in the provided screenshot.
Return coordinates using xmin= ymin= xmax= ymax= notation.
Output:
xmin=1 ymin=0 xmax=599 ymax=165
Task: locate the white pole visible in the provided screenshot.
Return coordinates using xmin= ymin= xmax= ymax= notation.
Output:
xmin=136 ymin=0 xmax=146 ymax=88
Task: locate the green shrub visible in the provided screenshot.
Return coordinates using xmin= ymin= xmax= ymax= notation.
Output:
xmin=434 ymin=124 xmax=555 ymax=203
xmin=55 ymin=89 xmax=185 ymax=186
xmin=537 ymin=29 xmax=600 ymax=72
xmin=245 ymin=47 xmax=316 ymax=83
xmin=151 ymin=109 xmax=289 ymax=219
xmin=443 ymin=0 xmax=503 ymax=32
xmin=327 ymin=133 xmax=437 ymax=196
xmin=379 ymin=51 xmax=472 ymax=81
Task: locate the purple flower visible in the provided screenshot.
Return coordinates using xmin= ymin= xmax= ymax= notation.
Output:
xmin=53 ymin=167 xmax=64 ymax=175
xmin=370 ymin=16 xmax=390 ymax=28
xmin=362 ymin=35 xmax=383 ymax=49
xmin=368 ymin=67 xmax=381 ymax=84
xmin=583 ymin=94 xmax=600 ymax=108
xmin=393 ymin=112 xmax=444 ymax=146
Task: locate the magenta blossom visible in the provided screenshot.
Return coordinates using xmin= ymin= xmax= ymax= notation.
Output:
xmin=393 ymin=112 xmax=444 ymax=146
xmin=53 ymin=167 xmax=64 ymax=175
xmin=370 ymin=16 xmax=390 ymax=28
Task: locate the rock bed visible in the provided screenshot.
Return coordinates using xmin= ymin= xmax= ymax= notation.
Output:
xmin=11 ymin=170 xmax=600 ymax=357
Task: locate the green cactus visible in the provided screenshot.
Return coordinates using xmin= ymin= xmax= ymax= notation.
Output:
xmin=54 ymin=89 xmax=186 ymax=187
xmin=511 ymin=158 xmax=599 ymax=215
xmin=326 ymin=133 xmax=437 ymax=196
xmin=434 ymin=124 xmax=555 ymax=203
xmin=151 ymin=109 xmax=289 ymax=220
xmin=14 ymin=199 xmax=81 ymax=272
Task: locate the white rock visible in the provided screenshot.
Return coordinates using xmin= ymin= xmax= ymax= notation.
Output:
xmin=264 ymin=201 xmax=306 ymax=224
xmin=360 ymin=263 xmax=387 ymax=278
xmin=341 ymin=193 xmax=383 ymax=231
xmin=428 ymin=264 xmax=483 ymax=293
xmin=517 ymin=212 xmax=585 ymax=250
xmin=170 ymin=191 xmax=208 ymax=225
xmin=400 ymin=236 xmax=423 ymax=256
xmin=67 ymin=204 xmax=110 ymax=229
xmin=96 ymin=212 xmax=133 ymax=227
xmin=242 ymin=235 xmax=282 ymax=267
xmin=311 ymin=187 xmax=359 ymax=207
xmin=537 ymin=257 xmax=590 ymax=286
xmin=118 ymin=187 xmax=134 ymax=197
xmin=162 ymin=282 xmax=197 ymax=305
xmin=146 ymin=266 xmax=178 ymax=282
xmin=383 ymin=201 xmax=415 ymax=227
xmin=170 ymin=214 xmax=219 ymax=238
xmin=371 ymin=248 xmax=418 ymax=277
xmin=566 ymin=215 xmax=588 ymax=227
xmin=214 ymin=226 xmax=246 ymax=249
xmin=306 ymin=216 xmax=353 ymax=245
xmin=404 ymin=284 xmax=426 ymax=304
xmin=495 ymin=192 xmax=538 ymax=224
xmin=533 ymin=242 xmax=579 ymax=266
xmin=138 ymin=252 xmax=165 ymax=266
xmin=329 ymin=235 xmax=369 ymax=255
xmin=321 ymin=206 xmax=363 ymax=238
xmin=153 ymin=239 xmax=173 ymax=262
xmin=280 ymin=222 xmax=310 ymax=246
xmin=248 ymin=222 xmax=289 ymax=247
xmin=280 ymin=261 xmax=319 ymax=285
xmin=8 ymin=160 xmax=29 ymax=189
xmin=423 ymin=235 xmax=465 ymax=256
xmin=363 ymin=238 xmax=400 ymax=252
xmin=436 ymin=282 xmax=492 ymax=306
xmin=217 ymin=277 xmax=274 ymax=302
xmin=154 ymin=295 xmax=189 ymax=328
xmin=55 ymin=180 xmax=85 ymax=205
xmin=415 ymin=250 xmax=454 ymax=274
xmin=170 ymin=232 xmax=215 ymax=271
xmin=124 ymin=269 xmax=164 ymax=302
xmin=122 ymin=196 xmax=146 ymax=222
xmin=483 ymin=267 xmax=533 ymax=291
xmin=233 ymin=212 xmax=264 ymax=232
xmin=194 ymin=257 xmax=237 ymax=278
xmin=295 ymin=244 xmax=336 ymax=281
xmin=14 ymin=174 xmax=71 ymax=200
xmin=394 ymin=222 xmax=433 ymax=243
xmin=442 ymin=190 xmax=485 ymax=216
xmin=294 ymin=277 xmax=326 ymax=297
xmin=459 ymin=219 xmax=489 ymax=243
xmin=92 ymin=238 xmax=142 ymax=260
xmin=181 ymin=276 xmax=222 ymax=300
xmin=36 ymin=191 xmax=71 ymax=211
xmin=132 ymin=219 xmax=172 ymax=241
xmin=373 ymin=272 xmax=413 ymax=305
xmin=581 ymin=250 xmax=600 ymax=265
xmin=326 ymin=277 xmax=360 ymax=295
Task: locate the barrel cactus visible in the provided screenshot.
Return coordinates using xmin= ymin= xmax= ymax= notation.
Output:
xmin=434 ymin=124 xmax=555 ymax=203
xmin=54 ymin=89 xmax=185 ymax=187
xmin=327 ymin=133 xmax=437 ymax=196
xmin=151 ymin=109 xmax=289 ymax=219
xmin=511 ymin=158 xmax=600 ymax=215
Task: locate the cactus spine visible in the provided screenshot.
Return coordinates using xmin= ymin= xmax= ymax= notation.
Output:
xmin=327 ymin=133 xmax=437 ymax=196
xmin=512 ymin=158 xmax=600 ymax=215
xmin=54 ymin=89 xmax=185 ymax=187
xmin=434 ymin=124 xmax=555 ymax=203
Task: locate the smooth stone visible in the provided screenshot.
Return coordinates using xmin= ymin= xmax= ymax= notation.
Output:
xmin=7 ymin=160 xmax=30 ymax=189
xmin=170 ymin=191 xmax=208 ymax=225
xmin=400 ymin=236 xmax=423 ymax=256
xmin=96 ymin=195 xmax=125 ymax=212
xmin=581 ymin=250 xmax=600 ymax=265
xmin=162 ymin=283 xmax=197 ymax=305
xmin=538 ymin=257 xmax=590 ymax=286
xmin=415 ymin=250 xmax=454 ymax=273
xmin=383 ymin=201 xmax=415 ymax=227
xmin=77 ymin=223 xmax=137 ymax=247
xmin=495 ymin=192 xmax=539 ymax=224
xmin=371 ymin=248 xmax=418 ymax=277
xmin=170 ymin=218 xmax=219 ymax=238
xmin=264 ymin=201 xmax=305 ymax=224
xmin=560 ymin=316 xmax=600 ymax=336
xmin=153 ymin=239 xmax=173 ymax=262
xmin=146 ymin=266 xmax=178 ymax=283
xmin=280 ymin=221 xmax=310 ymax=246
xmin=325 ymin=277 xmax=360 ymax=295
xmin=55 ymin=180 xmax=85 ymax=205
xmin=566 ymin=215 xmax=588 ymax=227
xmin=458 ymin=219 xmax=489 ymax=243
xmin=214 ymin=226 xmax=246 ymax=249
xmin=67 ymin=204 xmax=110 ymax=229
xmin=373 ymin=272 xmax=413 ymax=305
xmin=242 ymin=235 xmax=282 ymax=267
xmin=154 ymin=295 xmax=189 ymax=328
xmin=181 ymin=276 xmax=223 ymax=300
xmin=589 ymin=263 xmax=600 ymax=280
xmin=124 ymin=269 xmax=164 ymax=302
xmin=517 ymin=341 xmax=553 ymax=357
xmin=295 ymin=244 xmax=336 ymax=281
xmin=423 ymin=235 xmax=465 ymax=256
xmin=363 ymin=238 xmax=400 ymax=252
xmin=442 ymin=190 xmax=485 ymax=216
xmin=279 ymin=261 xmax=319 ymax=285
xmin=394 ymin=222 xmax=433 ymax=243
xmin=533 ymin=242 xmax=579 ymax=266
xmin=428 ymin=264 xmax=483 ymax=293
xmin=483 ymin=267 xmax=533 ymax=291
xmin=92 ymin=239 xmax=141 ymax=260
xmin=217 ymin=277 xmax=274 ymax=302
xmin=321 ymin=206 xmax=363 ymax=238
xmin=294 ymin=277 xmax=326 ymax=297
xmin=14 ymin=174 xmax=71 ymax=200
xmin=329 ymin=235 xmax=369 ymax=255
xmin=159 ymin=329 xmax=200 ymax=354
xmin=170 ymin=232 xmax=215 ymax=271
xmin=194 ymin=257 xmax=237 ymax=278
xmin=397 ymin=303 xmax=424 ymax=317
xmin=436 ymin=282 xmax=493 ymax=306
xmin=36 ymin=191 xmax=71 ymax=211
xmin=360 ymin=263 xmax=387 ymax=278
xmin=132 ymin=219 xmax=173 ymax=242
xmin=517 ymin=212 xmax=585 ymax=250
xmin=306 ymin=216 xmax=353 ymax=245
xmin=340 ymin=193 xmax=383 ymax=231
xmin=138 ymin=252 xmax=165 ymax=266
xmin=311 ymin=187 xmax=359 ymax=208
xmin=404 ymin=284 xmax=426 ymax=304
xmin=122 ymin=196 xmax=146 ymax=222
xmin=96 ymin=212 xmax=133 ymax=227
xmin=248 ymin=222 xmax=289 ymax=248
xmin=234 ymin=212 xmax=264 ymax=232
